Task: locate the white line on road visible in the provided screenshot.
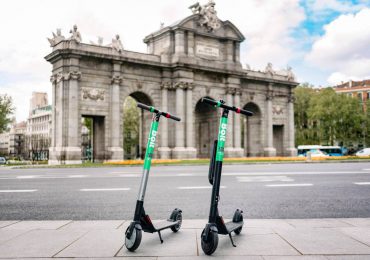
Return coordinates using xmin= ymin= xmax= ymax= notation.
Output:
xmin=354 ymin=182 xmax=370 ymax=185
xmin=68 ymin=175 xmax=88 ymax=178
xmin=80 ymin=188 xmax=130 ymax=192
xmin=177 ymin=186 xmax=226 ymax=190
xmin=177 ymin=173 xmax=194 ymax=176
xmin=224 ymin=171 xmax=365 ymax=176
xmin=0 ymin=190 xmax=37 ymax=193
xmin=119 ymin=174 xmax=140 ymax=177
xmin=265 ymin=183 xmax=313 ymax=187
xmin=16 ymin=176 xmax=38 ymax=179
xmin=237 ymin=176 xmax=294 ymax=182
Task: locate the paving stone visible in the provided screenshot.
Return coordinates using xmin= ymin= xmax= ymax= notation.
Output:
xmin=196 ymin=229 xmax=299 ymax=256
xmin=338 ymin=227 xmax=370 ymax=247
xmin=0 ymin=229 xmax=30 ymax=245
xmin=326 ymin=256 xmax=370 ymax=260
xmin=0 ymin=229 xmax=87 ymax=258
xmin=263 ymin=256 xmax=327 ymax=260
xmin=340 ymin=218 xmax=370 ymax=227
xmin=60 ymin=220 xmax=124 ymax=230
xmin=2 ymin=220 xmax=71 ymax=230
xmin=0 ymin=221 xmax=19 ymax=228
xmin=56 ymin=229 xmax=123 ymax=258
xmin=117 ymin=229 xmax=197 ymax=257
xmin=286 ymin=219 xmax=352 ymax=228
xmin=181 ymin=219 xmax=207 ymax=229
xmin=159 ymin=256 xmax=263 ymax=259
xmin=276 ymin=228 xmax=370 ymax=255
xmin=245 ymin=219 xmax=295 ymax=229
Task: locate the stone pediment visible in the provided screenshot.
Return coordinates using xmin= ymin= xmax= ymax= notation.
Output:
xmin=144 ymin=14 xmax=245 ymax=43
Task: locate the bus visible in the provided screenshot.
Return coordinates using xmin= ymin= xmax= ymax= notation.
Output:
xmin=297 ymin=145 xmax=344 ymax=157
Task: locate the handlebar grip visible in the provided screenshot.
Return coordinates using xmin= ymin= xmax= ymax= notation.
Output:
xmin=201 ymin=97 xmax=218 ymax=106
xmin=164 ymin=113 xmax=181 ymax=122
xmin=235 ymin=107 xmax=254 ymax=116
xmin=137 ymin=102 xmax=153 ymax=111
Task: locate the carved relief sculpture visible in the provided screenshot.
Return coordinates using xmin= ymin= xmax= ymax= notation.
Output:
xmin=69 ymin=25 xmax=82 ymax=43
xmin=273 ymin=106 xmax=284 ymax=115
xmin=189 ymin=0 xmax=221 ymax=32
xmin=82 ymin=88 xmax=105 ymax=101
xmin=111 ymin=34 xmax=124 ymax=53
xmin=265 ymin=62 xmax=275 ymax=76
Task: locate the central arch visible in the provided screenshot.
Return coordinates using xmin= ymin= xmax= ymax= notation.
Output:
xmin=123 ymin=91 xmax=153 ymax=159
xmin=194 ymin=97 xmax=219 ymax=158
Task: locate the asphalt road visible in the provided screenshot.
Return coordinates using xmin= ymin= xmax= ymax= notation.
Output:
xmin=0 ymin=162 xmax=369 ymax=220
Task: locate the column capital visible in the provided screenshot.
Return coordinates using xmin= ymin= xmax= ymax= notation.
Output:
xmin=174 ymin=81 xmax=193 ymax=90
xmin=65 ymin=71 xmax=81 ymax=81
xmin=225 ymin=87 xmax=236 ymax=95
xmin=50 ymin=74 xmax=57 ymax=84
xmin=235 ymin=88 xmax=242 ymax=96
xmin=111 ymin=75 xmax=123 ymax=85
xmin=160 ymin=81 xmax=172 ymax=90
xmin=288 ymin=94 xmax=295 ymax=103
xmin=266 ymin=90 xmax=274 ymax=101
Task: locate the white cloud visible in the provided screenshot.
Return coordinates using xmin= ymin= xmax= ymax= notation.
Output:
xmin=305 ymin=8 xmax=370 ymax=85
xmin=307 ymin=0 xmax=367 ymax=13
xmin=0 ymin=0 xmax=305 ymax=121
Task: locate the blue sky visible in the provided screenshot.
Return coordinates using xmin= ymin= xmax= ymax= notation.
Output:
xmin=0 ymin=0 xmax=370 ymax=121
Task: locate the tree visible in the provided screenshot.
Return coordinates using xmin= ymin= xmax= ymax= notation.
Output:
xmin=0 ymin=95 xmax=15 ymax=133
xmin=123 ymin=96 xmax=140 ymax=159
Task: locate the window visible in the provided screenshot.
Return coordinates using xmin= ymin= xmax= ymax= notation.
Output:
xmin=367 ymin=92 xmax=370 ymax=100
xmin=357 ymin=92 xmax=363 ymax=100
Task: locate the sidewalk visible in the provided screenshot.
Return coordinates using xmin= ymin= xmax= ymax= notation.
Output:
xmin=0 ymin=219 xmax=369 ymax=259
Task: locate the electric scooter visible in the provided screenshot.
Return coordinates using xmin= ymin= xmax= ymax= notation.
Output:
xmin=200 ymin=97 xmax=253 ymax=255
xmin=125 ymin=102 xmax=183 ymax=252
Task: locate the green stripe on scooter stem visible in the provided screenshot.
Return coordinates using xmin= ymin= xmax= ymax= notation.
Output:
xmin=150 ymin=107 xmax=155 ymax=113
xmin=216 ymin=101 xmax=222 ymax=107
xmin=143 ymin=120 xmax=159 ymax=170
xmin=215 ymin=116 xmax=228 ymax=161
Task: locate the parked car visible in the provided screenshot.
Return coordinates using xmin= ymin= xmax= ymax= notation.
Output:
xmin=355 ymin=148 xmax=370 ymax=157
xmin=0 ymin=157 xmax=6 ymax=164
xmin=310 ymin=149 xmax=330 ymax=158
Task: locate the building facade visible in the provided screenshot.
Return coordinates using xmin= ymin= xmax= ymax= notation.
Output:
xmin=334 ymin=80 xmax=370 ymax=110
xmin=45 ymin=2 xmax=298 ymax=164
xmin=0 ymin=132 xmax=9 ymax=156
xmin=8 ymin=121 xmax=27 ymax=158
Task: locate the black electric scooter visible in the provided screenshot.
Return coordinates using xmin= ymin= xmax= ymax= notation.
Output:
xmin=200 ymin=98 xmax=253 ymax=255
xmin=125 ymin=103 xmax=182 ymax=252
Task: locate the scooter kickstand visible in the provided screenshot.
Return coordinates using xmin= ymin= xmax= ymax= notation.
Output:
xmin=158 ymin=231 xmax=164 ymax=244
xmin=229 ymin=233 xmax=237 ymax=247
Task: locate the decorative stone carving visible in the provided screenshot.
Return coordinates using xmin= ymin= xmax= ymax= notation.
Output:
xmin=111 ymin=34 xmax=124 ymax=53
xmin=161 ymin=81 xmax=172 ymax=89
xmin=225 ymin=87 xmax=236 ymax=95
xmin=56 ymin=72 xmax=65 ymax=83
xmin=50 ymin=75 xmax=57 ymax=84
xmin=245 ymin=64 xmax=251 ymax=70
xmin=111 ymin=75 xmax=123 ymax=85
xmin=189 ymin=0 xmax=221 ymax=32
xmin=174 ymin=81 xmax=193 ymax=90
xmin=266 ymin=90 xmax=274 ymax=101
xmin=69 ymin=25 xmax=82 ymax=43
xmin=235 ymin=88 xmax=242 ymax=96
xmin=65 ymin=71 xmax=81 ymax=81
xmin=273 ymin=105 xmax=284 ymax=115
xmin=82 ymin=88 xmax=105 ymax=101
xmin=136 ymin=79 xmax=143 ymax=89
xmin=286 ymin=66 xmax=296 ymax=81
xmin=265 ymin=62 xmax=275 ymax=76
xmin=47 ymin=28 xmax=65 ymax=47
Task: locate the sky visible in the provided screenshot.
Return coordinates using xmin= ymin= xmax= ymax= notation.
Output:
xmin=0 ymin=0 xmax=370 ymax=122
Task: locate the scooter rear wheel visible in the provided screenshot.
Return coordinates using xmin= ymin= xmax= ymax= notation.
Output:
xmin=201 ymin=228 xmax=219 ymax=255
xmin=125 ymin=226 xmax=142 ymax=252
xmin=233 ymin=209 xmax=243 ymax=235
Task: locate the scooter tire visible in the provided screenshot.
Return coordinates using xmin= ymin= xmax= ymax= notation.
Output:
xmin=125 ymin=226 xmax=142 ymax=252
xmin=201 ymin=228 xmax=219 ymax=255
xmin=233 ymin=209 xmax=243 ymax=235
xmin=170 ymin=210 xmax=182 ymax=232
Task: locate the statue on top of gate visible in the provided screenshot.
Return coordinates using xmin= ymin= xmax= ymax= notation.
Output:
xmin=189 ymin=0 xmax=221 ymax=32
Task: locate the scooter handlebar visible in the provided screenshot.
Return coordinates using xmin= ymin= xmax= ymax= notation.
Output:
xmin=201 ymin=98 xmax=253 ymax=116
xmin=137 ymin=103 xmax=181 ymax=121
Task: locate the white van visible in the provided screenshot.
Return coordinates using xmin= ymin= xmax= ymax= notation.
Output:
xmin=356 ymin=148 xmax=370 ymax=156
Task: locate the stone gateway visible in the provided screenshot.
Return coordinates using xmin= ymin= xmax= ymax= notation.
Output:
xmin=45 ymin=2 xmax=298 ymax=164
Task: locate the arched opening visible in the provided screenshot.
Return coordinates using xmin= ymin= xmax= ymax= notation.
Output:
xmin=242 ymin=102 xmax=262 ymax=157
xmin=123 ymin=91 xmax=153 ymax=160
xmin=194 ymin=97 xmax=219 ymax=158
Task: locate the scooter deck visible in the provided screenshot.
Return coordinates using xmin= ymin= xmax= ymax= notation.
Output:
xmin=153 ymin=219 xmax=180 ymax=231
xmin=225 ymin=221 xmax=243 ymax=234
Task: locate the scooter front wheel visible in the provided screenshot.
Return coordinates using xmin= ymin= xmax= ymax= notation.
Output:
xmin=201 ymin=228 xmax=219 ymax=255
xmin=125 ymin=226 xmax=142 ymax=252
xmin=170 ymin=209 xmax=182 ymax=232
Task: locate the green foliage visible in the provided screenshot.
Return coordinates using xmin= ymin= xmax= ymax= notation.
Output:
xmin=123 ymin=96 xmax=140 ymax=158
xmin=0 ymin=94 xmax=15 ymax=133
xmin=294 ymin=84 xmax=366 ymax=147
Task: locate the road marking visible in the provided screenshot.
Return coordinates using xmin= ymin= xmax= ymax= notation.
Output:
xmin=177 ymin=173 xmax=194 ymax=176
xmin=80 ymin=188 xmax=130 ymax=192
xmin=0 ymin=189 xmax=37 ymax=193
xmin=177 ymin=186 xmax=226 ymax=190
xmin=354 ymin=182 xmax=370 ymax=185
xmin=224 ymin=171 xmax=364 ymax=176
xmin=362 ymin=169 xmax=370 ymax=171
xmin=237 ymin=176 xmax=294 ymax=182
xmin=119 ymin=174 xmax=140 ymax=177
xmin=68 ymin=175 xmax=88 ymax=178
xmin=265 ymin=183 xmax=313 ymax=187
xmin=16 ymin=176 xmax=38 ymax=179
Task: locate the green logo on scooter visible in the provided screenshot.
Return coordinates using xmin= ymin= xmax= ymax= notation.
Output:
xmin=149 ymin=130 xmax=157 ymax=148
xmin=216 ymin=118 xmax=228 ymax=161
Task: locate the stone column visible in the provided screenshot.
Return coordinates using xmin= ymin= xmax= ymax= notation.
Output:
xmin=233 ymin=89 xmax=244 ymax=157
xmin=65 ymin=70 xmax=82 ymax=164
xmin=50 ymin=75 xmax=57 ymax=148
xmin=158 ymin=83 xmax=171 ymax=159
xmin=264 ymin=84 xmax=276 ymax=157
xmin=172 ymin=82 xmax=186 ymax=159
xmin=224 ymin=88 xmax=236 ymax=158
xmin=187 ymin=32 xmax=195 ymax=57
xmin=174 ymin=30 xmax=185 ymax=55
xmin=107 ymin=63 xmax=124 ymax=161
xmin=286 ymin=93 xmax=297 ymax=156
xmin=185 ymin=83 xmax=197 ymax=158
